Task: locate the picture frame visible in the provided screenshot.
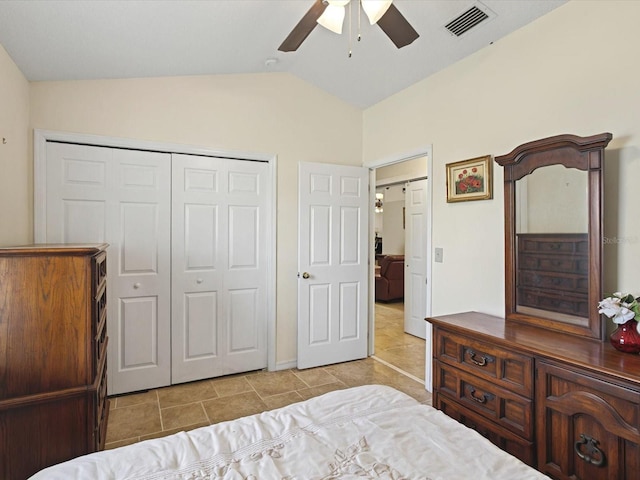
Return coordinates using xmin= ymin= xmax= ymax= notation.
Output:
xmin=446 ymin=155 xmax=493 ymax=203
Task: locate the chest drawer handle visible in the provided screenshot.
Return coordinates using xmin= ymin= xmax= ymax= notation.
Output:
xmin=574 ymin=434 xmax=605 ymax=467
xmin=467 ymin=386 xmax=494 ymax=404
xmin=466 ymin=349 xmax=494 ymax=367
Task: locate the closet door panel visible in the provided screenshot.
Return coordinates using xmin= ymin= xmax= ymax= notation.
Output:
xmin=172 ymin=155 xmax=226 ymax=383
xmin=184 ymin=292 xmax=219 ymax=359
xmin=46 ymin=143 xmax=111 ymax=243
xmin=224 ymin=161 xmax=268 ymax=372
xmin=228 ymin=288 xmax=259 ymax=354
xmin=62 ymin=200 xmax=106 ymax=243
xmin=120 ymin=296 xmax=160 ymax=368
xmin=172 ymin=154 xmax=268 ymax=384
xmin=229 ymin=206 xmax=258 ymax=268
xmin=45 ymin=143 xmax=172 ymax=395
xmin=185 ymin=204 xmax=218 ymax=269
xmin=109 ymin=150 xmax=171 ymax=395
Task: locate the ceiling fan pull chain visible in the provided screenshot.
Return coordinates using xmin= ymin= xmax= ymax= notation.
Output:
xmin=348 ymin=0 xmax=353 ymax=57
xmin=358 ymin=0 xmax=362 ymax=42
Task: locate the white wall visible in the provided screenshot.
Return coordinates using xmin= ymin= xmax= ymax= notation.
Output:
xmin=27 ymin=73 xmax=363 ymax=367
xmin=0 ymin=45 xmax=30 ymax=246
xmin=363 ymin=0 xmax=640 ymax=318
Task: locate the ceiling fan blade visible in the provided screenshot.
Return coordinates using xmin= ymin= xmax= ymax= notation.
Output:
xmin=376 ymin=3 xmax=419 ymax=49
xmin=278 ymin=0 xmax=328 ymax=52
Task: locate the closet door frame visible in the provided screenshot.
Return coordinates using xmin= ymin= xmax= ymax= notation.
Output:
xmin=33 ymin=129 xmax=278 ymax=373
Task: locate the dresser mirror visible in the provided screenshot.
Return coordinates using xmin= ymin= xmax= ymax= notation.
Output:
xmin=495 ymin=133 xmax=613 ymax=339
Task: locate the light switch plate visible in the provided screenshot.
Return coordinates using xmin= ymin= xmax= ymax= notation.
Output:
xmin=435 ymin=247 xmax=443 ymax=263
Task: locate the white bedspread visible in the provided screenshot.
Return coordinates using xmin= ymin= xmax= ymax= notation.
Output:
xmin=30 ymin=385 xmax=549 ymax=479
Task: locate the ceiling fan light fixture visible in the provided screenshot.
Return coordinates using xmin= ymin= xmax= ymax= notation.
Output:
xmin=361 ymin=0 xmax=392 ymax=25
xmin=317 ymin=3 xmax=347 ymax=34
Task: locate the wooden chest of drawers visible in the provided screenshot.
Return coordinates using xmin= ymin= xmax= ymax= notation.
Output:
xmin=431 ymin=312 xmax=640 ymax=479
xmin=0 ymin=244 xmax=109 ymax=480
xmin=517 ymin=233 xmax=589 ymax=317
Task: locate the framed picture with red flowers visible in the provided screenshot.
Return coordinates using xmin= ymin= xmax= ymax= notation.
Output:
xmin=446 ymin=155 xmax=493 ymax=203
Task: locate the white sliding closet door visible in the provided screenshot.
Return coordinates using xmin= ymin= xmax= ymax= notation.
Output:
xmin=171 ymin=154 xmax=268 ymax=384
xmin=45 ymin=142 xmax=172 ymax=395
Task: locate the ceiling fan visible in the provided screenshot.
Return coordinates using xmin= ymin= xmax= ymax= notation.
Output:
xmin=278 ymin=0 xmax=419 ymax=52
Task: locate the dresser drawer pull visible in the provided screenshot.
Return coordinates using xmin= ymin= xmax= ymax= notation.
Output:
xmin=465 ymin=349 xmax=494 ymax=367
xmin=574 ymin=434 xmax=605 ymax=467
xmin=467 ymin=386 xmax=494 ymax=404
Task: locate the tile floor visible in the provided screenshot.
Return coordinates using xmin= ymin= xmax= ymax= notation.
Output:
xmin=105 ymin=301 xmax=428 ymax=449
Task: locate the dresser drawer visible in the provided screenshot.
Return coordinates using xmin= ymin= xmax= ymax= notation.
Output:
xmin=518 ymin=287 xmax=588 ymax=317
xmin=518 ymin=252 xmax=588 ymax=275
xmin=95 ymin=324 xmax=108 ymax=378
xmin=435 ymin=361 xmax=533 ymax=439
xmin=434 ymin=329 xmax=533 ymax=397
xmin=94 ymin=360 xmax=109 ymax=451
xmin=436 ymin=394 xmax=536 ymax=467
xmin=93 ymin=251 xmax=107 ymax=291
xmin=95 ymin=282 xmax=107 ymax=332
xmin=518 ymin=234 xmax=588 ymax=255
xmin=518 ymin=269 xmax=588 ymax=293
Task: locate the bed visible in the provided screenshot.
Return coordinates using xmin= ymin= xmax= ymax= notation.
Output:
xmin=29 ymin=385 xmax=549 ymax=479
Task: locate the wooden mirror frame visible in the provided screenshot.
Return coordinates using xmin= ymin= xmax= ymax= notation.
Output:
xmin=495 ymin=133 xmax=612 ymax=340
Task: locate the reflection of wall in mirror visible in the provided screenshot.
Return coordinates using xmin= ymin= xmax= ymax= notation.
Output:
xmin=516 ymin=165 xmax=588 ymax=234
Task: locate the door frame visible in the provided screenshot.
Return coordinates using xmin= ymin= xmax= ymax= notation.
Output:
xmin=33 ymin=129 xmax=278 ymax=372
xmin=367 ymin=145 xmax=434 ymax=391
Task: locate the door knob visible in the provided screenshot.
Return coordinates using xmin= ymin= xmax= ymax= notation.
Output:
xmin=302 ymin=272 xmax=310 ymax=279
xmin=196 ymin=278 xmax=203 ymax=284
xmin=133 ymin=282 xmax=141 ymax=289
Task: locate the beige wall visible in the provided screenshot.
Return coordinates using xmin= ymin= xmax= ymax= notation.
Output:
xmin=0 ymin=45 xmax=30 ymax=246
xmin=28 ymin=73 xmax=362 ymax=367
xmin=363 ymin=0 xmax=640 ymax=318
xmin=5 ymin=0 xmax=639 ymax=368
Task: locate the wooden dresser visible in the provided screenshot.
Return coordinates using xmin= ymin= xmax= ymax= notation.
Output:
xmin=431 ymin=312 xmax=640 ymax=480
xmin=517 ymin=233 xmax=589 ymax=317
xmin=0 ymin=244 xmax=109 ymax=480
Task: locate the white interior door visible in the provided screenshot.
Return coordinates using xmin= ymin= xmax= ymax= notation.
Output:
xmin=171 ymin=154 xmax=268 ymax=384
xmin=404 ymin=179 xmax=428 ymax=339
xmin=45 ymin=142 xmax=172 ymax=395
xmin=297 ymin=162 xmax=369 ymax=369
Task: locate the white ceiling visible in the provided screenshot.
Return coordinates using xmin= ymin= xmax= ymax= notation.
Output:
xmin=0 ymin=0 xmax=566 ymax=109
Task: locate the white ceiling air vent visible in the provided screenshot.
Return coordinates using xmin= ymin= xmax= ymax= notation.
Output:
xmin=445 ymin=4 xmax=493 ymax=37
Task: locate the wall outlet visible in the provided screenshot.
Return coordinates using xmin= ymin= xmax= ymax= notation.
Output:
xmin=435 ymin=247 xmax=443 ymax=263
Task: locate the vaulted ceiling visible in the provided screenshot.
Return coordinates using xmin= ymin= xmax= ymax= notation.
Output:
xmin=0 ymin=0 xmax=566 ymax=108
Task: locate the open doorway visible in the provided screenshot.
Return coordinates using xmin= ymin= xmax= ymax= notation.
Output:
xmin=370 ymin=154 xmax=432 ymax=387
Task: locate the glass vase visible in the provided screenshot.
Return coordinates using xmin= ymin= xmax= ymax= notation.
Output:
xmin=609 ymin=319 xmax=640 ymax=354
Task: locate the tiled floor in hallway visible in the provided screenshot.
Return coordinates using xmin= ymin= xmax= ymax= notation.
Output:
xmin=105 ymin=301 xmax=427 ymax=449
